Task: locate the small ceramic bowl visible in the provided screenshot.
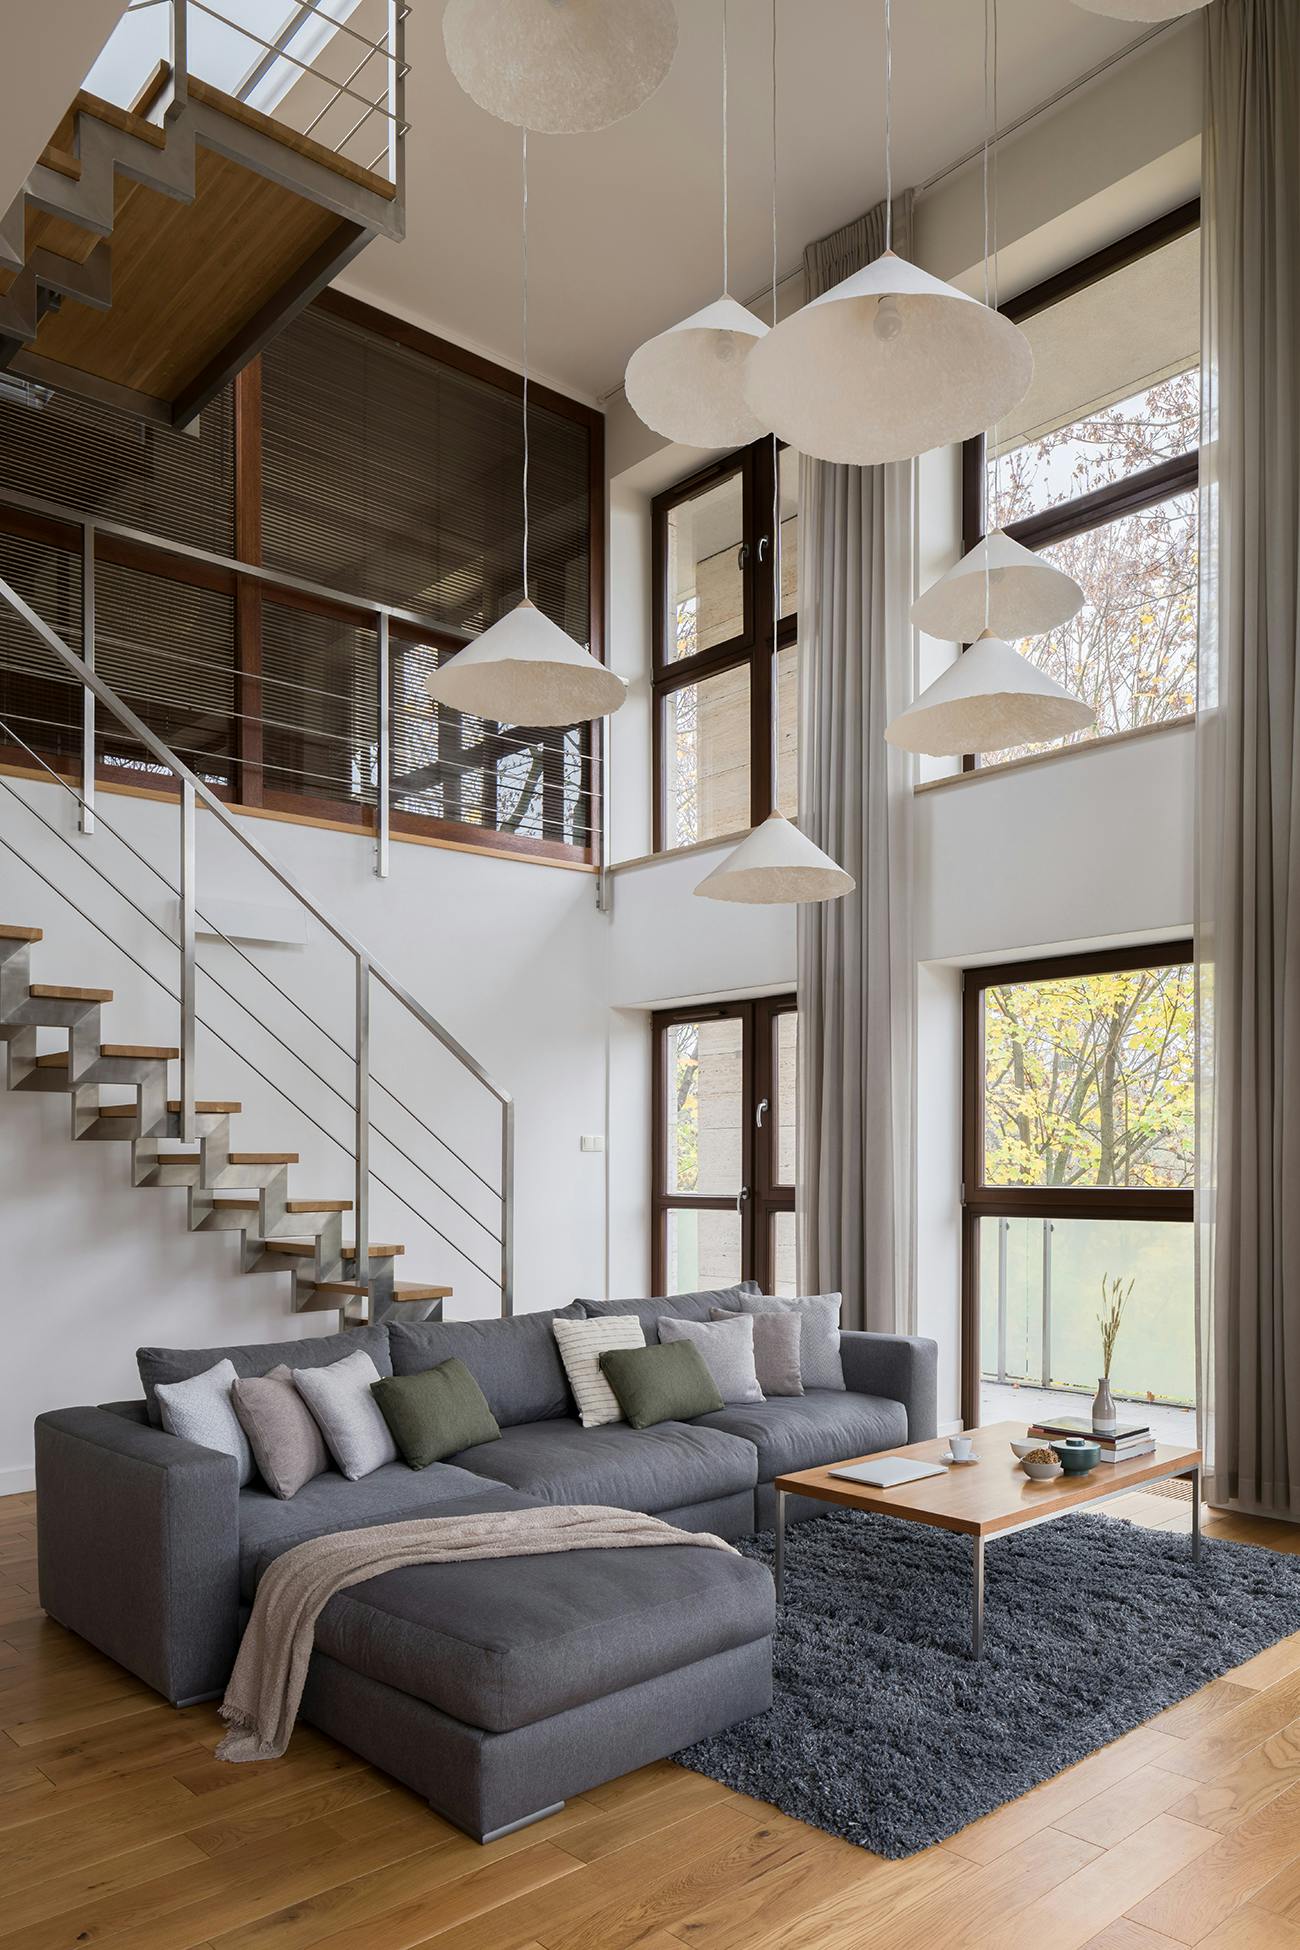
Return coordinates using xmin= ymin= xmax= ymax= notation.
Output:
xmin=1052 ymin=1437 xmax=1101 ymax=1474
xmin=1020 ymin=1457 xmax=1064 ymax=1482
xmin=1009 ymin=1437 xmax=1043 ymax=1460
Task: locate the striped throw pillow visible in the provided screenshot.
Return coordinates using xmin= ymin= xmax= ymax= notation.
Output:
xmin=552 ymin=1315 xmax=646 ymax=1428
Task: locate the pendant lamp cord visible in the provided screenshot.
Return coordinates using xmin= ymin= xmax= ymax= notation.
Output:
xmin=883 ymin=0 xmax=893 ymax=252
xmin=521 ymin=125 xmax=530 ymax=605
xmin=770 ymin=0 xmax=780 ymax=777
xmin=981 ymin=0 xmax=1000 ymax=633
xmin=721 ymin=0 xmax=729 ymax=294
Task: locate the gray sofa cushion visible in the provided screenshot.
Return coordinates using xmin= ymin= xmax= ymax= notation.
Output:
xmin=138 ymin=1325 xmax=391 ymax=1427
xmin=695 ymin=1389 xmax=907 ymax=1481
xmin=577 ymin=1282 xmax=761 ymax=1335
xmin=237 ymin=1460 xmax=509 ymax=1599
xmin=388 ymin=1305 xmax=584 ymax=1427
xmin=449 ymin=1416 xmax=758 ymax=1513
xmin=306 ymin=1531 xmax=774 ymax=1734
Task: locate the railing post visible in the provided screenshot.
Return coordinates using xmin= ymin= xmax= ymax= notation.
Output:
xmin=376 ymin=612 xmax=390 ymax=878
xmin=80 ymin=524 xmax=95 ymax=837
xmin=355 ymin=957 xmax=370 ymax=1293
xmin=179 ymin=780 xmax=196 ymax=1140
xmin=388 ymin=2 xmax=406 ymax=199
xmin=168 ymin=0 xmax=189 ymax=113
xmin=500 ymin=1098 xmax=514 ymax=1317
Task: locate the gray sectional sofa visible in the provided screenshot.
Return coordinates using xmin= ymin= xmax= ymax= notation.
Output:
xmin=35 ymin=1284 xmax=937 ymax=1841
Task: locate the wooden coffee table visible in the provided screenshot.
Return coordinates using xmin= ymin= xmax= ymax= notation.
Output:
xmin=774 ymin=1420 xmax=1203 ymax=1658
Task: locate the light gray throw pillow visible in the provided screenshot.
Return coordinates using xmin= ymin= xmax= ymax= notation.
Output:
xmin=711 ymin=1306 xmax=803 ymax=1397
xmin=657 ymin=1314 xmax=764 ymax=1404
xmin=154 ymin=1358 xmax=254 ymax=1485
xmin=232 ymin=1364 xmax=331 ymax=1500
xmin=724 ymin=1292 xmax=845 ymax=1391
xmin=294 ymin=1349 xmax=397 ymax=1480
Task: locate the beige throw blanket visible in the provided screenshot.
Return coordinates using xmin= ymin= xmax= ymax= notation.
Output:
xmin=217 ymin=1504 xmax=738 ymax=1763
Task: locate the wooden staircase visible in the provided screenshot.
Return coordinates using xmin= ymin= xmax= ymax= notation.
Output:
xmin=0 ymin=922 xmax=449 ymax=1325
xmin=0 ymin=54 xmax=403 ymax=427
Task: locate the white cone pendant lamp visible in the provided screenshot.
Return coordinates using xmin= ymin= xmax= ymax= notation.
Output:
xmin=427 ymin=134 xmax=627 ymax=730
xmin=442 ymin=0 xmax=678 ymax=135
xmin=745 ymin=248 xmax=1032 ymax=467
xmin=1070 ymin=0 xmax=1209 ymax=18
xmin=695 ymin=812 xmax=856 ymax=905
xmin=885 ymin=630 xmax=1094 ymax=756
xmin=910 ymin=529 xmax=1084 ymax=643
xmin=625 ymin=2 xmax=768 ymax=446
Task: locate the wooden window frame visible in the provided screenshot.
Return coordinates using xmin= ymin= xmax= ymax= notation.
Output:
xmin=651 ymin=993 xmax=796 ymax=1296
xmin=959 ymin=940 xmax=1194 ymax=1427
xmin=959 ymin=200 xmax=1201 ymax=773
xmin=650 ymin=439 xmax=797 ymax=854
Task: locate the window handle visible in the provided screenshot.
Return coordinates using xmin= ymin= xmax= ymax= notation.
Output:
xmin=757 ymin=535 xmax=770 ymax=562
xmin=756 ymin=1096 xmax=769 ymax=1129
xmin=737 ymin=542 xmax=750 ymax=568
xmin=736 ymin=1185 xmax=750 ymax=1213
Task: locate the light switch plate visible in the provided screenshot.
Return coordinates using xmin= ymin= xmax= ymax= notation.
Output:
xmin=580 ymin=1134 xmax=605 ymax=1153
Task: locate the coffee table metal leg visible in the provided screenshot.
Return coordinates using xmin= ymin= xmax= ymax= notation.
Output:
xmin=972 ymin=1536 xmax=985 ymax=1659
xmin=774 ymin=1489 xmax=785 ymax=1601
xmin=1190 ymin=1464 xmax=1201 ymax=1565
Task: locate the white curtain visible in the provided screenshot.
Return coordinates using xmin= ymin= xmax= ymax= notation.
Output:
xmin=796 ymin=193 xmax=917 ymax=1334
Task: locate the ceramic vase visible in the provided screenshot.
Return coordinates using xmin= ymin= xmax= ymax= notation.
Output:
xmin=1092 ymin=1375 xmax=1117 ymax=1436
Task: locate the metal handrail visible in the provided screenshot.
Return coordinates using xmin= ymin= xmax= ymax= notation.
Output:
xmin=0 ymin=572 xmax=514 ymax=1313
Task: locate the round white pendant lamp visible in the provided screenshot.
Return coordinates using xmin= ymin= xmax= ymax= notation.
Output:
xmin=695 ymin=812 xmax=856 ymax=905
xmin=743 ymin=250 xmax=1033 ymax=466
xmin=426 ymin=600 xmax=626 ymax=726
xmin=885 ymin=630 xmax=1094 ymax=756
xmin=910 ymin=529 xmax=1084 ymax=643
xmin=624 ymin=6 xmax=767 ymax=446
xmin=442 ymin=0 xmax=678 ymax=134
xmin=1069 ymin=0 xmax=1210 ymax=19
xmin=427 ymin=133 xmax=627 ymax=729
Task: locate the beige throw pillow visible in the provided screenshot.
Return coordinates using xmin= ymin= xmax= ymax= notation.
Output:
xmin=552 ymin=1315 xmax=645 ymax=1427
xmin=232 ymin=1364 xmax=330 ymax=1499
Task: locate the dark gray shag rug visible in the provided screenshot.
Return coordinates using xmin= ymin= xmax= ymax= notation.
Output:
xmin=675 ymin=1509 xmax=1300 ymax=1859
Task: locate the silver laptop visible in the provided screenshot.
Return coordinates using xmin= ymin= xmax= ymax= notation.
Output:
xmin=829 ymin=1458 xmax=948 ymax=1489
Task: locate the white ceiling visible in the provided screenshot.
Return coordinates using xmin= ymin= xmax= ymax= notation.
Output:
xmin=340 ymin=1 xmax=1160 ymax=404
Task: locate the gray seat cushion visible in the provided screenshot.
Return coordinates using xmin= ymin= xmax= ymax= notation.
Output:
xmin=577 ymin=1283 xmax=762 ymax=1335
xmin=307 ymin=1532 xmax=774 ymax=1733
xmin=450 ymin=1416 xmax=758 ymax=1513
xmin=388 ymin=1305 xmax=584 ymax=1428
xmin=237 ymin=1460 xmax=512 ymax=1599
xmin=138 ymin=1325 xmax=391 ymax=1427
xmin=696 ymin=1390 xmax=908 ymax=1481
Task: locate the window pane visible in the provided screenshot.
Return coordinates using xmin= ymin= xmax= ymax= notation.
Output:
xmin=983 ymin=963 xmax=1195 ymax=1190
xmin=770 ymin=1211 xmax=797 ymax=1297
xmin=662 ymin=663 xmax=750 ymax=847
xmin=665 ymin=1210 xmax=742 ymax=1293
xmin=778 ymin=445 xmax=799 ymax=620
xmin=987 ymin=491 xmax=1198 ymax=764
xmin=775 ymin=640 xmax=798 ymax=819
xmin=977 ymin=1215 xmax=1194 ymax=1409
xmin=774 ymin=1010 xmax=798 ymax=1186
xmin=664 ymin=1016 xmax=744 ymax=1195
xmin=990 ymin=370 xmax=1200 ymax=529
xmin=665 ymin=471 xmax=745 ymax=661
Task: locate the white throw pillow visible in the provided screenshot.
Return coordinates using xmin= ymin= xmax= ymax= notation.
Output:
xmin=155 ymin=1357 xmax=254 ymax=1486
xmin=293 ymin=1349 xmax=397 ymax=1480
xmin=658 ymin=1314 xmax=764 ymax=1404
xmin=552 ymin=1315 xmax=646 ymax=1427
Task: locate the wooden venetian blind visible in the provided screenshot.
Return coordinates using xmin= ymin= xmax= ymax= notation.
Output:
xmin=259 ymin=308 xmax=593 ymax=644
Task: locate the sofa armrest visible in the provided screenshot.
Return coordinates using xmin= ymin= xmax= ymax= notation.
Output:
xmin=839 ymin=1333 xmax=938 ymax=1441
xmin=35 ymin=1406 xmax=241 ymax=1706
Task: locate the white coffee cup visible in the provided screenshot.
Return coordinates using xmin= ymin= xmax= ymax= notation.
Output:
xmin=949 ymin=1433 xmax=975 ymax=1462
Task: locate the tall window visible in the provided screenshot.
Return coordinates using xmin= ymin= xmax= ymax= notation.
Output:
xmin=963 ymin=204 xmax=1200 ymax=766
xmin=651 ymin=441 xmax=798 ymax=852
xmin=961 ymin=945 xmax=1195 ymax=1433
xmin=652 ymin=996 xmax=796 ymax=1295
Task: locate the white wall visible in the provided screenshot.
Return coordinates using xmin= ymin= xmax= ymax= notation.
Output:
xmin=0 ymin=780 xmax=612 ymax=1489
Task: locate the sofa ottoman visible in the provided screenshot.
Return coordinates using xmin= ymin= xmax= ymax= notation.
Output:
xmin=265 ymin=1522 xmax=775 ymax=1841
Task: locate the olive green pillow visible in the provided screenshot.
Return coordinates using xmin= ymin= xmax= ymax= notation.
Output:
xmin=597 ymin=1340 xmax=724 ymax=1430
xmin=371 ymin=1357 xmax=500 ymax=1470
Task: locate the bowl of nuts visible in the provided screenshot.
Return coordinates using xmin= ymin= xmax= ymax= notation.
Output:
xmin=1019 ymin=1446 xmax=1064 ymax=1482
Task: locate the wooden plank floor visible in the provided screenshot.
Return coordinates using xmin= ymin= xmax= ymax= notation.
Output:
xmin=2 ymin=1490 xmax=1300 ymax=1949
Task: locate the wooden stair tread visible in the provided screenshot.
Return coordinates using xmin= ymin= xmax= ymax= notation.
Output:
xmin=285 ymin=1198 xmax=352 ymax=1213
xmin=97 ymin=1099 xmax=240 ymax=1117
xmin=101 ymin=1044 xmax=179 ymax=1060
xmin=306 ymin=1281 xmax=370 ymax=1298
xmin=0 ymin=925 xmax=42 ymax=941
xmin=189 ymin=77 xmax=398 ymax=201
xmin=211 ymin=1196 xmax=259 ymax=1210
xmin=228 ymin=1152 xmax=297 ymax=1165
xmin=393 ymin=1284 xmax=454 ymax=1301
xmin=264 ymin=1240 xmax=404 ymax=1259
xmin=168 ymin=1099 xmax=240 ymax=1114
xmin=29 ymin=984 xmax=113 ymax=1003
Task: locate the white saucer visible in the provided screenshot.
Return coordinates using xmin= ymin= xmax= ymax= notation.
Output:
xmin=940 ymin=1451 xmax=980 ymax=1465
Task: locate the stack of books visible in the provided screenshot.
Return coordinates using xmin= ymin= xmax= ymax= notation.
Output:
xmin=1026 ymin=1414 xmax=1156 ymax=1463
